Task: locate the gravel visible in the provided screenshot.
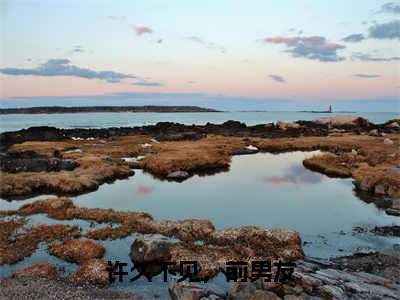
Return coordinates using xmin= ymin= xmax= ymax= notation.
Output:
xmin=0 ymin=277 xmax=144 ymax=300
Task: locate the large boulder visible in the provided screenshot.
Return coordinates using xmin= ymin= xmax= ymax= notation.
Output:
xmin=130 ymin=234 xmax=174 ymax=263
xmin=130 ymin=234 xmax=176 ymax=280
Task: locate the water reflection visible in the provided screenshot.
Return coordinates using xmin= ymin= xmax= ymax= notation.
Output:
xmin=1 ymin=151 xmax=399 ymax=260
xmin=136 ymin=185 xmax=154 ymax=195
xmin=263 ymin=164 xmax=325 ymax=185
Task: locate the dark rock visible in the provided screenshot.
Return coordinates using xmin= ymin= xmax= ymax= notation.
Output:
xmin=231 ymin=145 xmax=259 ymax=155
xmin=0 ymin=151 xmax=79 ymax=173
xmin=330 ymin=252 xmax=400 ymax=283
xmin=130 ymin=234 xmax=176 ymax=280
xmin=156 ymin=131 xmax=205 ymax=141
xmin=1 ymin=118 xmax=397 ymax=151
xmin=167 ymin=171 xmax=190 ymax=180
xmin=371 ymin=225 xmax=400 ymax=237
xmin=386 ymin=208 xmax=400 ymax=216
xmin=130 ymin=234 xmax=174 ymax=263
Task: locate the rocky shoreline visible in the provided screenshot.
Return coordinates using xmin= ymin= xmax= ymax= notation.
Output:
xmin=0 ymin=117 xmax=398 ymax=214
xmin=0 ymin=197 xmax=399 ymax=299
xmin=0 ymin=116 xmax=399 ymax=299
xmin=1 ymin=117 xmax=398 ymax=150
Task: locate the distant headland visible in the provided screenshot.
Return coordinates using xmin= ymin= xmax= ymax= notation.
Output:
xmin=0 ymin=105 xmax=220 ymax=114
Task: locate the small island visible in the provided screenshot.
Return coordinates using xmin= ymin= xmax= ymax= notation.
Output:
xmin=0 ymin=105 xmax=219 ymax=114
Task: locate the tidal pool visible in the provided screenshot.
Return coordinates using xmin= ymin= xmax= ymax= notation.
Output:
xmin=1 ymin=151 xmax=399 ymax=295
xmin=70 ymin=151 xmax=399 ymax=258
xmin=2 ymin=151 xmax=399 ymax=258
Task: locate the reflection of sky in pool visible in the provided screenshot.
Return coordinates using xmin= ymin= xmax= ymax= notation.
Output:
xmin=72 ymin=152 xmax=397 ymax=229
xmin=1 ymin=151 xmax=399 ymax=294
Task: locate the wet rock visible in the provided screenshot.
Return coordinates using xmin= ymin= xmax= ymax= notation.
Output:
xmin=68 ymin=258 xmax=109 ymax=286
xmin=49 ymin=239 xmax=106 ymax=264
xmin=353 ymin=225 xmax=400 ymax=237
xmin=130 ymin=234 xmax=174 ymax=263
xmin=330 ymin=252 xmax=400 ymax=283
xmin=11 ymin=263 xmax=60 ymax=279
xmin=231 ymin=145 xmax=259 ymax=155
xmin=169 ymin=278 xmax=226 ymax=300
xmin=0 ymin=151 xmax=79 ymax=173
xmin=371 ymin=225 xmax=400 ymax=237
xmin=374 ymin=197 xmax=393 ymax=209
xmin=167 ymin=171 xmax=190 ymax=180
xmin=156 ymin=131 xmax=205 ymax=142
xmin=386 ymin=208 xmax=400 ymax=216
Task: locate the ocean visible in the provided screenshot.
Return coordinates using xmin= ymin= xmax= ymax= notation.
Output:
xmin=0 ymin=111 xmax=398 ymax=133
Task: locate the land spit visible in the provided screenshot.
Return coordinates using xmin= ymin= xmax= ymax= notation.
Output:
xmin=1 ymin=117 xmax=399 ymax=214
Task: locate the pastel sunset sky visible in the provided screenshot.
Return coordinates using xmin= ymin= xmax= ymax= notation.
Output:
xmin=0 ymin=0 xmax=399 ymax=110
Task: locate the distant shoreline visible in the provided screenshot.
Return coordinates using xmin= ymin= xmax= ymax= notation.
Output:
xmin=0 ymin=105 xmax=219 ymax=114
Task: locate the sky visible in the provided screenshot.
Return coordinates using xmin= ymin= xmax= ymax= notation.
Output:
xmin=0 ymin=0 xmax=399 ymax=111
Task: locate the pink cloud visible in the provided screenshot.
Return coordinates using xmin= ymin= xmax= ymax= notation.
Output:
xmin=260 ymin=35 xmax=345 ymax=62
xmin=133 ymin=25 xmax=153 ymax=36
xmin=261 ymin=36 xmax=301 ymax=46
xmin=136 ymin=185 xmax=154 ymax=195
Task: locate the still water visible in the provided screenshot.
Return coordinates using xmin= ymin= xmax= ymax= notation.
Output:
xmin=1 ymin=151 xmax=399 ymax=296
xmin=0 ymin=111 xmax=397 ymax=132
xmin=1 ymin=152 xmax=398 ymax=261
